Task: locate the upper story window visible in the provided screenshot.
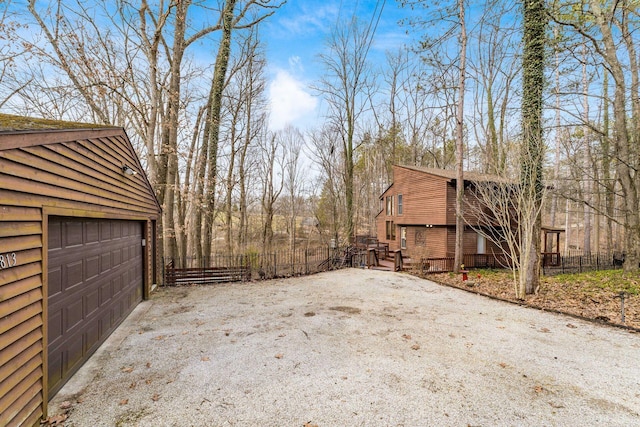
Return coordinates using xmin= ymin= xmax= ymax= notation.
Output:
xmin=397 ymin=194 xmax=403 ymax=215
xmin=386 ymin=195 xmax=394 ymax=216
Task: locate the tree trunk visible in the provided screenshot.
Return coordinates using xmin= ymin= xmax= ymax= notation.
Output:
xmin=579 ymin=43 xmax=592 ymax=255
xmin=160 ymin=0 xmax=189 ymax=265
xmin=520 ymin=0 xmax=546 ymax=295
xmin=204 ymin=0 xmax=237 ymax=259
xmin=453 ymin=0 xmax=467 ymax=274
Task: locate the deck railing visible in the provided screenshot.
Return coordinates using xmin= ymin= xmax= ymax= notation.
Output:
xmin=416 ymin=253 xmax=512 ymax=274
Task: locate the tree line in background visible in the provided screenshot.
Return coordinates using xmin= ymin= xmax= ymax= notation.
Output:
xmin=1 ymin=0 xmax=639 ymax=280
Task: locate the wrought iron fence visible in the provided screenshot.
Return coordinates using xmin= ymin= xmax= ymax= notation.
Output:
xmin=164 ymin=246 xmax=361 ymax=285
xmin=542 ymin=251 xmax=622 ymax=276
xmin=413 ymin=251 xmax=622 ymax=275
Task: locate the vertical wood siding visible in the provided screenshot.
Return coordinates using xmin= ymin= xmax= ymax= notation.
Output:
xmin=0 ymin=129 xmax=160 ymax=426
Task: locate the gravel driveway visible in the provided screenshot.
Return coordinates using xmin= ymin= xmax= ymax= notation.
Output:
xmin=50 ymin=269 xmax=640 ymax=426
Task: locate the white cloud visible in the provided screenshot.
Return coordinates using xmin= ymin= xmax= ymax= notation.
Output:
xmin=268 ymin=69 xmax=318 ymax=131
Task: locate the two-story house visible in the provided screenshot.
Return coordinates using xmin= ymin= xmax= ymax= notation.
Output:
xmin=376 ymin=165 xmax=509 ymax=263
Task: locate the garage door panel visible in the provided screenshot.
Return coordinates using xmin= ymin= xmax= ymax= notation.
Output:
xmin=100 ymin=253 xmax=111 ymax=273
xmin=111 ymin=249 xmax=121 ymax=266
xmin=98 ymin=310 xmax=111 ymax=337
xmin=65 ymin=261 xmax=83 ymax=291
xmin=48 ymin=310 xmax=62 ymax=347
xmin=111 ymin=223 xmax=121 ymax=238
xmin=85 ymin=255 xmax=100 ymax=281
xmin=99 ymin=281 xmax=111 ymax=307
xmin=48 ymin=352 xmax=62 ymax=391
xmin=48 ymin=266 xmax=62 ymax=297
xmin=48 ymin=221 xmax=62 ymax=250
xmin=86 ymin=222 xmax=99 ymax=243
xmin=47 ymin=217 xmax=143 ymax=397
xmin=84 ymin=318 xmax=100 ymax=355
xmin=64 ymin=331 xmax=83 ymax=374
xmin=64 ymin=222 xmax=83 ymax=247
xmin=85 ymin=289 xmax=99 ymax=318
xmin=64 ymin=299 xmax=84 ymax=334
xmin=99 ymin=222 xmax=110 ymax=240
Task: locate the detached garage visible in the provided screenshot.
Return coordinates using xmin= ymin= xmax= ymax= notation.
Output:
xmin=0 ymin=114 xmax=161 ymax=426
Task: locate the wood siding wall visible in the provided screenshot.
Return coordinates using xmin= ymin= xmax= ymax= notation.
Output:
xmin=0 ymin=129 xmax=160 ymax=426
xmin=376 ymin=166 xmax=509 ymax=259
xmin=393 ymin=167 xmax=448 ymax=225
xmin=376 ymin=167 xmax=449 ymax=251
xmin=401 ymin=226 xmax=448 ymax=258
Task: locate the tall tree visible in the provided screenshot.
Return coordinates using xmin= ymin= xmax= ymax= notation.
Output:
xmin=453 ymin=0 xmax=467 ymax=274
xmin=281 ymin=126 xmax=305 ymax=253
xmin=315 ymin=14 xmax=379 ymax=243
xmin=551 ymin=0 xmax=640 ymax=271
xmin=201 ymin=0 xmax=282 ymax=261
xmin=520 ymin=0 xmax=547 ymax=295
xmin=400 ymin=0 xmax=469 ymax=272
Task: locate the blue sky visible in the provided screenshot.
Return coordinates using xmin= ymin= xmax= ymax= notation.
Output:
xmin=7 ymin=0 xmax=418 ymax=131
xmin=260 ymin=0 xmax=418 ymax=130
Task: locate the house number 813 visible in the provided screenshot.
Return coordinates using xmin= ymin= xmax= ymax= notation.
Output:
xmin=0 ymin=253 xmax=17 ymax=269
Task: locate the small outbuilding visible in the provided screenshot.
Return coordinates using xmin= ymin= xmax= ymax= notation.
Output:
xmin=0 ymin=114 xmax=161 ymax=425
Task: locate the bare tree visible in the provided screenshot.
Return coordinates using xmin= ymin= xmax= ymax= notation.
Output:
xmin=400 ymin=0 xmax=469 ymax=272
xmin=551 ymin=0 xmax=639 ymax=270
xmin=259 ymin=131 xmax=284 ymax=254
xmin=308 ymin=125 xmax=345 ymax=245
xmin=468 ymin=0 xmax=520 ymax=175
xmin=0 ymin=2 xmax=32 ymax=108
xmin=280 ymin=126 xmax=306 ymax=252
xmin=314 ymin=15 xmax=379 ymax=243
xmin=467 ymin=155 xmax=547 ymax=298
xmin=200 ymin=0 xmax=283 ymax=261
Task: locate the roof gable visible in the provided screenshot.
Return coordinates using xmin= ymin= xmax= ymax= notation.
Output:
xmin=0 ymin=114 xmax=161 ymax=215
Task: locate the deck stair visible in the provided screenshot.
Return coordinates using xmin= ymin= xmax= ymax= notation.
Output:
xmin=367 ymin=247 xmax=410 ymax=272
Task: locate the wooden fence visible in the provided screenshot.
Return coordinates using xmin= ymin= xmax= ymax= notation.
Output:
xmin=164 ymin=246 xmax=358 ymax=285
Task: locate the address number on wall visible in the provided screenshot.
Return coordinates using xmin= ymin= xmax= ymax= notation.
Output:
xmin=0 ymin=253 xmax=17 ymax=269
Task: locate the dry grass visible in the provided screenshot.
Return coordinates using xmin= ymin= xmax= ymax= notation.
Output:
xmin=421 ymin=268 xmax=640 ymax=330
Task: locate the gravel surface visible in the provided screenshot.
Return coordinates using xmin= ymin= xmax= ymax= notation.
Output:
xmin=49 ymin=269 xmax=640 ymax=426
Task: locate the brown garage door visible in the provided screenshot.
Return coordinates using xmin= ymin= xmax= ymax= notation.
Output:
xmin=47 ymin=217 xmax=143 ymax=396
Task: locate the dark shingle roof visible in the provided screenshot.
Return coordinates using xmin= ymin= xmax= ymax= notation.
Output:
xmin=397 ymin=165 xmax=512 ymax=184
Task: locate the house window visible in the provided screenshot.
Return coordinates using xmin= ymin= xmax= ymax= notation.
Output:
xmin=477 ymin=233 xmax=486 ymax=254
xmin=400 ymin=227 xmax=407 ymax=249
xmin=386 ymin=221 xmax=396 ymax=240
xmin=397 ymin=194 xmax=403 ymax=215
xmin=386 ymin=196 xmax=394 ymax=216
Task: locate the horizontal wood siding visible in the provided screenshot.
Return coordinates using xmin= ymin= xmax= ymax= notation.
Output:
xmin=0 ymin=139 xmax=158 ymax=216
xmin=0 ymin=206 xmax=44 ymax=427
xmin=394 ymin=166 xmax=448 ymax=225
xmin=401 ymin=226 xmax=448 ymax=258
xmin=0 ymin=129 xmax=160 ymax=425
xmin=428 ymin=228 xmax=448 ymax=258
xmin=446 ymin=183 xmax=457 ymax=225
xmin=376 ymin=166 xmax=449 ymax=248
